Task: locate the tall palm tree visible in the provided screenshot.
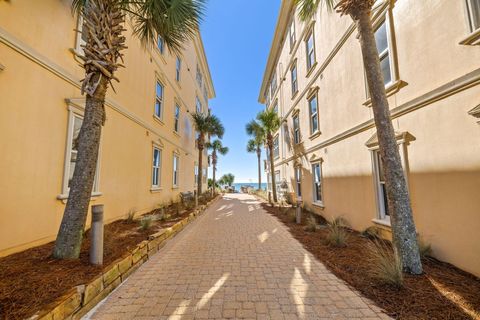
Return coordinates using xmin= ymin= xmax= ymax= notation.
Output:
xmin=296 ymin=0 xmax=422 ymax=274
xmin=53 ymin=0 xmax=206 ymax=260
xmin=246 ymin=120 xmax=264 ymax=191
xmin=207 ymin=139 xmax=229 ymax=195
xmin=220 ymin=173 xmax=235 ymax=187
xmin=192 ymin=112 xmax=224 ymax=203
xmin=256 ymin=109 xmax=280 ymax=203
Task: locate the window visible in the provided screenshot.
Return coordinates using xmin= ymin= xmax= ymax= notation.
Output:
xmin=373 ymin=151 xmax=389 ymax=221
xmin=157 ymin=36 xmax=164 ymax=54
xmin=173 ymin=154 xmax=179 ymax=187
xmin=203 ymin=86 xmax=208 ymax=103
xmin=466 ymin=0 xmax=480 ymax=32
xmin=288 ymin=19 xmax=296 ymax=50
xmin=60 ymin=109 xmax=99 ymax=198
xmin=291 ymin=63 xmax=298 ymax=96
xmin=75 ymin=15 xmax=88 ymax=54
xmin=306 ymin=30 xmax=316 ymax=71
xmin=308 ymin=94 xmax=319 ymax=134
xmin=196 ymin=64 xmax=203 ymax=88
xmin=194 ymin=163 xmax=199 ymax=185
xmin=293 ymin=114 xmax=300 ymax=144
xmin=375 ymin=19 xmax=393 ymax=86
xmin=312 ymin=162 xmax=322 ymax=204
xmin=196 ymin=96 xmax=202 ymax=114
xmin=265 ymin=90 xmax=271 ymax=107
xmin=273 ymin=102 xmax=279 ymax=114
xmin=273 ymin=135 xmax=279 ymax=159
xmin=203 ymin=168 xmax=208 ymax=183
xmin=271 ymin=70 xmax=278 ymax=95
xmin=152 ymin=147 xmax=162 ymax=188
xmin=275 ymin=171 xmax=281 ymax=194
xmin=155 ymin=81 xmax=163 ymax=119
xmin=175 ymin=57 xmax=181 ymax=82
xmin=174 ymin=104 xmax=180 ymax=132
xmin=295 ymin=166 xmax=302 ymax=198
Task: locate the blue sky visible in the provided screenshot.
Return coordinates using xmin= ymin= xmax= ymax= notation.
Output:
xmin=201 ymin=0 xmax=280 ymax=183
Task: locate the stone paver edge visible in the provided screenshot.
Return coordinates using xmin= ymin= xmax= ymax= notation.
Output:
xmin=27 ymin=196 xmax=221 ymax=320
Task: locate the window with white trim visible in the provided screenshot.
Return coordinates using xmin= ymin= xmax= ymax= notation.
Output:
xmin=312 ymin=162 xmax=323 ymax=204
xmin=293 ymin=114 xmax=300 ymax=144
xmin=273 ymin=102 xmax=279 ymax=114
xmin=173 ymin=154 xmax=179 ymax=187
xmin=288 ymin=19 xmax=296 ymax=50
xmin=152 ymin=147 xmax=162 ymax=188
xmin=466 ymin=0 xmax=480 ymax=32
xmin=196 ymin=64 xmax=203 ymax=88
xmin=61 ymin=109 xmax=99 ymax=198
xmin=174 ymin=104 xmax=180 ymax=132
xmin=271 ymin=70 xmax=278 ymax=95
xmin=157 ymin=36 xmax=164 ymax=54
xmin=372 ymin=150 xmax=389 ymax=221
xmin=308 ymin=93 xmax=319 ymax=135
xmin=291 ymin=62 xmax=298 ymax=96
xmin=194 ymin=163 xmax=199 ymax=185
xmin=375 ymin=18 xmax=393 ymax=86
xmin=155 ymin=81 xmax=164 ymax=119
xmin=275 ymin=170 xmax=281 ymax=195
xmin=196 ymin=96 xmax=202 ymax=114
xmin=295 ymin=166 xmax=302 ymax=197
xmin=306 ymin=30 xmax=316 ymax=71
xmin=75 ymin=15 xmax=88 ymax=54
xmin=175 ymin=56 xmax=181 ymax=82
xmin=273 ymin=135 xmax=279 ymax=159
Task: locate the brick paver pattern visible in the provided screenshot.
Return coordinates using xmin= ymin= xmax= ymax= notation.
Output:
xmin=86 ymin=194 xmax=390 ymax=319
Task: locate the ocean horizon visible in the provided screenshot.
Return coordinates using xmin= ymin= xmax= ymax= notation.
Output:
xmin=232 ymin=182 xmax=267 ymax=191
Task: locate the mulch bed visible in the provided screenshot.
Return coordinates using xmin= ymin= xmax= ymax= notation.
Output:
xmin=261 ymin=202 xmax=480 ymax=320
xmin=0 ymin=201 xmax=203 ymax=320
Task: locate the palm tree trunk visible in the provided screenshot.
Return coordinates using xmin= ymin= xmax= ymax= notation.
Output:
xmin=356 ymin=9 xmax=422 ymax=274
xmin=53 ymin=75 xmax=108 ymax=259
xmin=212 ymin=154 xmax=217 ymax=196
xmin=197 ymin=140 xmax=204 ymax=197
xmin=268 ymin=136 xmax=277 ymax=203
xmin=257 ymin=148 xmax=262 ymax=190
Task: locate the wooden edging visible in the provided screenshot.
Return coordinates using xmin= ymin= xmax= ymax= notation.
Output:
xmin=28 ymin=196 xmax=221 ymax=320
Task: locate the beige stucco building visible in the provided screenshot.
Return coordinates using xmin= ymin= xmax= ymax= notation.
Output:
xmin=259 ymin=0 xmax=480 ymax=276
xmin=0 ymin=1 xmax=213 ymax=256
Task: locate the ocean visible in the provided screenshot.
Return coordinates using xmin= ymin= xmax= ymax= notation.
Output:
xmin=232 ymin=182 xmax=267 ymax=192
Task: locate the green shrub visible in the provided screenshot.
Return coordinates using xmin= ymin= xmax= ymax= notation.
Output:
xmin=324 ymin=217 xmax=349 ymax=247
xmin=126 ymin=208 xmax=136 ymax=223
xmin=139 ymin=216 xmax=153 ymax=231
xmin=367 ymin=240 xmax=404 ymax=287
xmin=361 ymin=226 xmax=380 ymax=239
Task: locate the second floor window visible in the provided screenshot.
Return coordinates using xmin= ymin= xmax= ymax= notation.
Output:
xmin=157 ymin=36 xmax=164 ymax=54
xmin=375 ymin=19 xmax=393 ymax=86
xmin=293 ymin=114 xmax=300 ymax=144
xmin=306 ymin=31 xmax=316 ymax=71
xmin=196 ymin=96 xmax=202 ymax=114
xmin=291 ymin=63 xmax=298 ymax=96
xmin=288 ymin=20 xmax=296 ymax=50
xmin=196 ymin=65 xmax=203 ymax=88
xmin=466 ymin=0 xmax=480 ymax=32
xmin=271 ymin=70 xmax=278 ymax=94
xmin=273 ymin=102 xmax=278 ymax=114
xmin=174 ymin=104 xmax=180 ymax=132
xmin=175 ymin=57 xmax=181 ymax=82
xmin=308 ymin=94 xmax=319 ymax=134
xmin=155 ymin=81 xmax=163 ymax=119
xmin=273 ymin=135 xmax=279 ymax=158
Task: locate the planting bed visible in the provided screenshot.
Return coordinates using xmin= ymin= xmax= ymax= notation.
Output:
xmin=261 ymin=202 xmax=480 ymax=320
xmin=0 ymin=197 xmax=217 ymax=320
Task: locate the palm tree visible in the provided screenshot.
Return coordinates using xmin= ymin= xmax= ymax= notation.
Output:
xmin=245 ymin=120 xmax=264 ymax=191
xmin=220 ymin=173 xmax=235 ymax=187
xmin=296 ymin=0 xmax=422 ymax=274
xmin=53 ymin=0 xmax=205 ymax=260
xmin=256 ymin=109 xmax=280 ymax=203
xmin=206 ymin=139 xmax=229 ymax=195
xmin=191 ymin=112 xmax=224 ymax=204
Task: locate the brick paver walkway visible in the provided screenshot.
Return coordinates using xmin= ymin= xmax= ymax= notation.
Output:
xmin=85 ymin=194 xmax=389 ymax=319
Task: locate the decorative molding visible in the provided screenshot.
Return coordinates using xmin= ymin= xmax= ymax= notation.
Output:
xmin=363 ymin=80 xmax=408 ymax=107
xmin=365 ymin=131 xmax=416 ymax=149
xmin=468 ymin=104 xmax=480 ymax=124
xmin=459 ymin=28 xmax=480 ymax=46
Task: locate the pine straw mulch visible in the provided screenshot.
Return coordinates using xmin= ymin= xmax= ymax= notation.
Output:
xmin=0 ymin=203 xmax=199 ymax=320
xmin=261 ymin=202 xmax=480 ymax=320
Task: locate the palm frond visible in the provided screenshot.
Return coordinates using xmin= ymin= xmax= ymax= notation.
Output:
xmin=192 ymin=112 xmax=225 ymax=139
xmin=295 ymin=0 xmax=336 ymax=21
xmin=256 ymin=109 xmax=280 ymax=136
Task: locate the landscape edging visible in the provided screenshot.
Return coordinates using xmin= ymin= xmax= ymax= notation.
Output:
xmin=28 ymin=196 xmax=220 ymax=320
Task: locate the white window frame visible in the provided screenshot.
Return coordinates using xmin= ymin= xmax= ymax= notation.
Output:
xmin=152 ymin=146 xmax=162 ymax=189
xmin=374 ymin=17 xmax=394 ymax=87
xmin=311 ymin=161 xmax=323 ymax=206
xmin=196 ymin=64 xmax=203 ymax=88
xmin=271 ymin=70 xmax=278 ymax=95
xmin=59 ymin=104 xmax=101 ymax=200
xmin=173 ymin=153 xmax=180 ymax=188
xmin=194 ymin=162 xmax=199 ymax=186
xmin=174 ymin=104 xmax=180 ymax=133
xmin=196 ymin=96 xmax=202 ymax=114
xmin=175 ymin=56 xmax=182 ymax=82
xmin=306 ymin=30 xmax=316 ymax=71
xmin=291 ymin=62 xmax=298 ymax=96
xmin=293 ymin=114 xmax=300 ymax=144
xmin=75 ymin=15 xmax=87 ymax=55
xmin=295 ymin=166 xmax=302 ymax=198
xmin=288 ymin=19 xmax=296 ymax=50
xmin=308 ymin=93 xmax=319 ymax=135
xmin=273 ymin=135 xmax=280 ymax=159
xmin=466 ymin=0 xmax=480 ymax=32
xmin=155 ymin=80 xmax=164 ymax=120
xmin=157 ymin=35 xmax=164 ymax=54
xmin=274 ymin=170 xmax=281 ymax=195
